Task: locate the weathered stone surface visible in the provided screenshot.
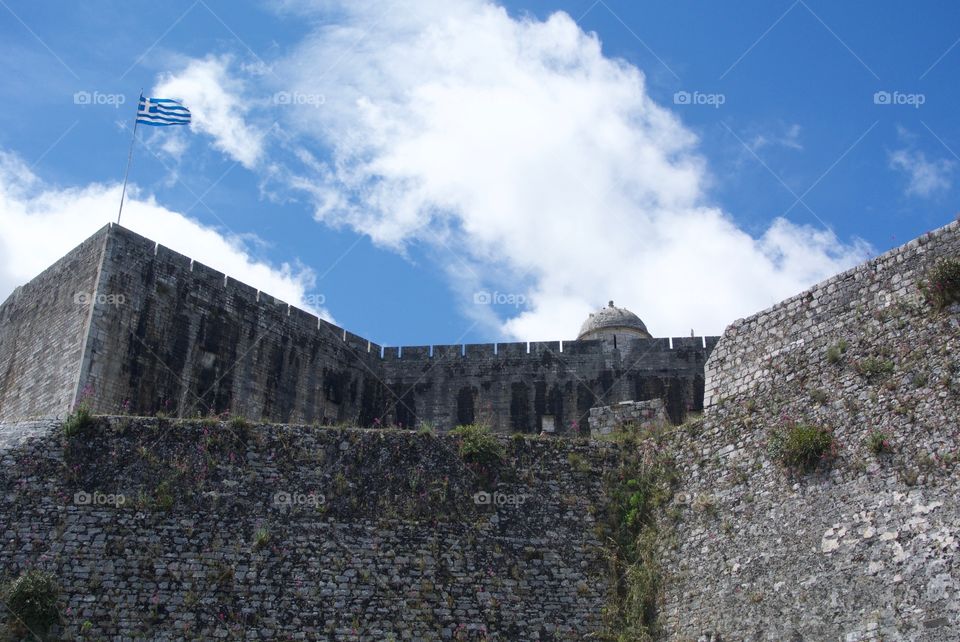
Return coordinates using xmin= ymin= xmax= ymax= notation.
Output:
xmin=588 ymin=399 xmax=668 ymax=437
xmin=660 ymin=218 xmax=960 ymax=641
xmin=0 ymin=417 xmax=616 ymax=640
xmin=0 ymin=224 xmax=716 ymax=431
xmin=0 ymin=226 xmax=109 ymax=420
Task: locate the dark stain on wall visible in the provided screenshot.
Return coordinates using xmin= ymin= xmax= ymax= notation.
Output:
xmin=456 ymin=386 xmax=475 ymax=425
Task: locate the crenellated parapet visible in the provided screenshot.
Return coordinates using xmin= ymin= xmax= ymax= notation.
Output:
xmin=0 ymin=223 xmax=718 ymax=431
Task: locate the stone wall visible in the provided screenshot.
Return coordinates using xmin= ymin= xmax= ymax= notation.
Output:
xmin=0 ymin=227 xmax=109 ymax=421
xmin=78 ymin=225 xmax=390 ymax=426
xmin=379 ymin=336 xmax=714 ymax=434
xmin=0 ymin=223 xmax=717 ymax=431
xmin=703 ymin=219 xmax=960 ymax=407
xmin=658 ymin=219 xmax=960 ymax=640
xmin=0 ymin=416 xmax=618 ymax=640
xmin=588 ymin=399 xmax=668 ymax=437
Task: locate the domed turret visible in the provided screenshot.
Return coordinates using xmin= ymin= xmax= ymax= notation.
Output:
xmin=577 ymin=301 xmax=651 ymax=342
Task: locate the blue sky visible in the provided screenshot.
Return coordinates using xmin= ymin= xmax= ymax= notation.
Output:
xmin=0 ymin=0 xmax=957 ymax=346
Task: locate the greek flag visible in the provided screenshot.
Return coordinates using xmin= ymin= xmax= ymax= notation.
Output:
xmin=136 ymin=96 xmax=191 ymax=127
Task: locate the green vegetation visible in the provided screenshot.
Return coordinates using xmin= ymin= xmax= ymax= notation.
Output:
xmin=63 ymin=403 xmax=95 ymax=437
xmin=154 ymin=480 xmax=175 ymax=511
xmin=450 ymin=424 xmax=505 ymax=468
xmin=855 ymin=356 xmax=895 ymax=380
xmin=866 ymin=430 xmax=892 ymax=456
xmin=252 ymin=527 xmax=270 ymax=551
xmin=212 ymin=562 xmax=235 ymax=586
xmin=2 ymin=570 xmax=60 ymax=635
xmin=229 ymin=416 xmax=252 ymax=432
xmin=600 ymin=425 xmax=677 ymax=641
xmin=769 ymin=422 xmax=836 ymax=473
xmin=809 ymin=388 xmax=829 ymax=405
xmin=595 ymin=419 xmax=670 ymax=447
xmin=920 ymin=257 xmax=960 ymax=310
xmin=825 ymin=339 xmax=849 ymax=364
xmin=567 ymin=452 xmax=592 ymax=473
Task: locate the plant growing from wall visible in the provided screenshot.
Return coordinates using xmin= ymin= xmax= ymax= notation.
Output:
xmin=252 ymin=527 xmax=270 ymax=551
xmin=63 ymin=403 xmax=95 ymax=437
xmin=567 ymin=452 xmax=592 ymax=473
xmin=825 ymin=339 xmax=849 ymax=364
xmin=919 ymin=257 xmax=960 ymax=311
xmin=768 ymin=419 xmax=837 ymax=474
xmin=866 ymin=430 xmax=892 ymax=456
xmin=450 ymin=424 xmax=504 ymax=469
xmin=855 ymin=356 xmax=895 ymax=381
xmin=599 ymin=425 xmax=677 ymax=641
xmin=2 ymin=570 xmax=60 ymax=636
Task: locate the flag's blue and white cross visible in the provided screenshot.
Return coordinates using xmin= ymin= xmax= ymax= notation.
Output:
xmin=136 ymin=96 xmax=191 ymax=126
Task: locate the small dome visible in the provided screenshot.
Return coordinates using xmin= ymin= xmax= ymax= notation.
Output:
xmin=578 ymin=300 xmax=651 ymax=341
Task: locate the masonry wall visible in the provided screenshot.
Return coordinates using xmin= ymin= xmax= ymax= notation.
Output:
xmin=658 ymin=219 xmax=960 ymax=640
xmin=0 ymin=226 xmax=109 ymax=422
xmin=0 ymin=417 xmax=616 ymax=640
xmin=379 ymin=336 xmax=715 ymax=434
xmin=77 ymin=225 xmax=390 ymax=425
xmin=0 ymin=224 xmax=716 ymax=429
xmin=49 ymin=224 xmax=714 ymax=431
xmin=588 ymin=398 xmax=668 ymax=437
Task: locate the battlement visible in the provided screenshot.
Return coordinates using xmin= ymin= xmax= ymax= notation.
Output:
xmin=104 ymin=224 xmax=385 ymax=355
xmin=377 ymin=335 xmax=717 ymax=362
xmin=0 ymin=223 xmax=717 ymax=429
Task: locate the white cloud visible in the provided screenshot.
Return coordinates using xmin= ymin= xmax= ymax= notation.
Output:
xmin=153 ymin=56 xmax=265 ymax=169
xmin=258 ymin=0 xmax=870 ymax=339
xmin=265 ymin=0 xmax=870 ymax=339
xmin=749 ymin=123 xmax=803 ymax=152
xmin=0 ymin=150 xmax=326 ymax=319
xmin=888 ymin=148 xmax=954 ymax=198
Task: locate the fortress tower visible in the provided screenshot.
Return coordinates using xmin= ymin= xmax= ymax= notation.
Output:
xmin=578 ymin=300 xmax=653 ymax=345
xmin=0 ymin=224 xmax=718 ymax=432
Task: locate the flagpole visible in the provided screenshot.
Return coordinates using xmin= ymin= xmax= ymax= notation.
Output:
xmin=117 ymin=90 xmax=142 ymax=226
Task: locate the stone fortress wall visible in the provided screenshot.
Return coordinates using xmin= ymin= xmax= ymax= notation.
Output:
xmin=657 ymin=218 xmax=960 ymax=640
xmin=378 ymin=334 xmax=714 ymax=433
xmin=0 ymin=416 xmax=617 ymax=640
xmin=0 ymin=227 xmax=109 ymax=421
xmin=2 ymin=215 xmax=958 ymax=640
xmin=0 ymin=224 xmax=717 ymax=432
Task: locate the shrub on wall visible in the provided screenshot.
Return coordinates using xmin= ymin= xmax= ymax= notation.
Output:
xmin=769 ymin=421 xmax=837 ymax=473
xmin=920 ymin=257 xmax=960 ymax=311
xmin=825 ymin=339 xmax=849 ymax=364
xmin=450 ymin=424 xmax=504 ymax=468
xmin=855 ymin=356 xmax=895 ymax=381
xmin=866 ymin=430 xmax=893 ymax=456
xmin=63 ymin=403 xmax=94 ymax=437
xmin=2 ymin=570 xmax=60 ymax=635
xmin=600 ymin=428 xmax=677 ymax=641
